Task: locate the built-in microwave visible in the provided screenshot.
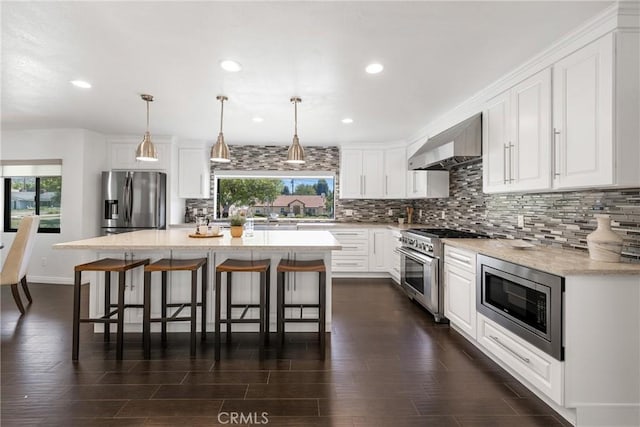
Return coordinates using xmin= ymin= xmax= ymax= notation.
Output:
xmin=477 ymin=254 xmax=564 ymax=360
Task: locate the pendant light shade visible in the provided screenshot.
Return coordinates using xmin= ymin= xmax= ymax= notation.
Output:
xmin=135 ymin=94 xmax=158 ymax=162
xmin=210 ymin=95 xmax=231 ymax=163
xmin=286 ymin=97 xmax=305 ymax=164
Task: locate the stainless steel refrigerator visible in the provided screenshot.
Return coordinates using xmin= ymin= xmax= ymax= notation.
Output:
xmin=101 ymin=171 xmax=166 ymax=235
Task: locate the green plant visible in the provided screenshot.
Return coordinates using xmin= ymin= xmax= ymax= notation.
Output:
xmin=229 ymin=214 xmax=246 ymax=226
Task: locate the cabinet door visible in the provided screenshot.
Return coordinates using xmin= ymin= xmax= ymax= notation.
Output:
xmin=368 ymin=229 xmax=388 ymax=272
xmin=553 ymin=33 xmax=613 ymax=189
xmin=483 ymin=91 xmax=511 ymax=193
xmin=339 ymin=150 xmax=364 ymax=198
xmin=444 ymin=263 xmax=476 ymax=338
xmin=361 ymin=150 xmax=385 ymax=198
xmin=384 ymin=147 xmax=406 ymax=198
xmin=178 ymin=148 xmax=210 ymax=198
xmin=406 ymin=170 xmax=425 ymax=198
xmin=510 ymin=68 xmax=552 ymax=192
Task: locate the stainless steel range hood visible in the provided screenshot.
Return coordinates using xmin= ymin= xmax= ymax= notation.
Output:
xmin=408 ymin=113 xmax=482 ymax=171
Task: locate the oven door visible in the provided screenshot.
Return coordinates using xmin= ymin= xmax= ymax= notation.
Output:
xmin=398 ymin=247 xmax=438 ymax=313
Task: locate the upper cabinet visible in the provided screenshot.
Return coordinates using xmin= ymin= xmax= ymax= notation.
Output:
xmin=341 ymin=147 xmax=449 ymax=199
xmin=178 ymin=147 xmax=210 ymax=199
xmin=339 ymin=149 xmax=384 ymax=198
xmin=109 ymin=139 xmax=171 ymax=171
xmin=483 ymin=31 xmax=640 ymax=193
xmin=552 ymin=32 xmax=639 ymax=189
xmin=483 ymin=68 xmax=552 ymax=193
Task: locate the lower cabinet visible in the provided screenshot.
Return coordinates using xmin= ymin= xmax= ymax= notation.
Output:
xmin=477 ymin=314 xmax=564 ymax=405
xmin=388 ymin=230 xmax=402 ymax=284
xmin=330 ymin=229 xmax=369 ymax=272
xmin=443 ymin=245 xmax=477 ymax=338
xmin=368 ymin=229 xmax=388 ymax=272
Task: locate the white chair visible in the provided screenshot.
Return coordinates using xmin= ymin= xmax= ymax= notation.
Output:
xmin=1 ymin=215 xmax=40 ymax=314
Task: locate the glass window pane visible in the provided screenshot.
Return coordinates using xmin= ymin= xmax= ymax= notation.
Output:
xmin=8 ymin=177 xmax=36 ymax=229
xmin=216 ymin=177 xmax=335 ymax=220
xmin=39 ymin=176 xmax=62 ymax=229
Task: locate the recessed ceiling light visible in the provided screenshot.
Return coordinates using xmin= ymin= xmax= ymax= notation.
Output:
xmin=70 ymin=80 xmax=92 ymax=89
xmin=220 ymin=60 xmax=242 ymax=72
xmin=252 ymin=117 xmax=264 ymax=123
xmin=341 ymin=118 xmax=354 ymax=124
xmin=365 ymin=63 xmax=384 ymax=74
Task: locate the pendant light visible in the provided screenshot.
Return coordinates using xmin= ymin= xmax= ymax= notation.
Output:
xmin=286 ymin=96 xmax=305 ymax=164
xmin=210 ymin=95 xmax=231 ymax=163
xmin=135 ymin=94 xmax=158 ymax=162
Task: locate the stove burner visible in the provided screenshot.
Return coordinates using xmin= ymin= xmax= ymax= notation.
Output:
xmin=406 ymin=228 xmax=488 ymax=239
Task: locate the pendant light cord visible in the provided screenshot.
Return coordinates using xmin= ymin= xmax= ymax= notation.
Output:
xmin=293 ymin=98 xmax=298 ymax=136
xmin=146 ymin=100 xmax=150 ymax=133
xmin=219 ymin=97 xmax=225 ymax=134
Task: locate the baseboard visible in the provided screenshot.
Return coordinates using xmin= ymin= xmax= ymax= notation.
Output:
xmin=27 ymin=275 xmax=74 ymax=285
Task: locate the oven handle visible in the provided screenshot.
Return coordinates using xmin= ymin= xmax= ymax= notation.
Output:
xmin=396 ymin=247 xmax=435 ymax=265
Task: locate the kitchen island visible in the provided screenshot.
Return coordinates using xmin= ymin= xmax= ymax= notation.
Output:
xmin=54 ymin=229 xmax=341 ymax=333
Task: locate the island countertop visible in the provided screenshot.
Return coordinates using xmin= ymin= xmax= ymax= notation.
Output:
xmin=54 ymin=229 xmax=342 ymax=251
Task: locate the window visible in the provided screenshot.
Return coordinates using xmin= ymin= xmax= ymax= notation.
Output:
xmin=2 ymin=160 xmax=62 ymax=233
xmin=213 ymin=171 xmax=335 ymax=220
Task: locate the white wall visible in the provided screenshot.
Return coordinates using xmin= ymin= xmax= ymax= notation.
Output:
xmin=1 ymin=129 xmax=108 ymax=284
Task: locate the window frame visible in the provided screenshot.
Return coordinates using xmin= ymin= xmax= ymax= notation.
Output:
xmin=3 ymin=176 xmax=61 ymax=233
xmin=212 ymin=170 xmax=336 ymax=220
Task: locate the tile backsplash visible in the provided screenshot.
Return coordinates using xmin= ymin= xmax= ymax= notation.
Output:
xmin=186 ymin=146 xmax=639 ymax=262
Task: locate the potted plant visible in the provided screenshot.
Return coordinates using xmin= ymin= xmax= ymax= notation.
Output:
xmin=229 ymin=214 xmax=246 ymax=238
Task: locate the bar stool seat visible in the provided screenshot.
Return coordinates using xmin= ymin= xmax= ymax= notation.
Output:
xmin=276 ymin=259 xmax=326 ymax=359
xmin=143 ymin=257 xmax=208 ymax=359
xmin=215 ymin=259 xmax=271 ymax=360
xmin=73 ymin=257 xmax=150 ymax=361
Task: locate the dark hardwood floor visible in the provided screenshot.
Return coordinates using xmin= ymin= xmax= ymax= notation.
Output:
xmin=1 ymin=279 xmax=570 ymax=426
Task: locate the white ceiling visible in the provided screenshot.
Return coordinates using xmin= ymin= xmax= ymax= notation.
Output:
xmin=1 ymin=1 xmax=612 ymax=146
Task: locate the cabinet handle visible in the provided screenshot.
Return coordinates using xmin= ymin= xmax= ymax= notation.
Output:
xmin=363 ymin=176 xmax=366 ymax=195
xmin=413 ymin=172 xmax=417 ymax=193
xmin=199 ymin=174 xmax=203 ymax=195
xmin=553 ymin=128 xmax=561 ymax=177
xmin=447 ymin=252 xmax=471 ymax=265
xmin=336 ymin=262 xmax=359 ymax=266
xmin=489 ymin=335 xmax=531 ymax=364
xmin=508 ymin=143 xmax=515 ymax=183
xmin=385 ymin=175 xmax=388 ymax=196
xmin=334 ymin=232 xmax=361 ymax=236
xmin=359 ymin=175 xmax=363 ymax=196
xmin=503 ymin=144 xmax=509 ymax=184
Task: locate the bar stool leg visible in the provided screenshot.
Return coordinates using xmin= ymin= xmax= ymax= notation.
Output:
xmin=190 ymin=269 xmax=197 ymax=358
xmin=143 ymin=271 xmax=151 ymax=359
xmin=258 ymin=270 xmax=265 ymax=359
xmin=116 ymin=271 xmax=126 ymax=360
xmin=265 ymin=267 xmax=271 ymax=346
xmin=226 ymin=272 xmax=232 ymax=344
xmin=161 ymin=271 xmax=167 ymax=345
xmin=319 ymin=271 xmax=326 ymax=360
xmin=277 ymin=271 xmax=285 ymax=349
xmin=72 ymin=271 xmax=82 ymax=361
xmin=215 ymin=270 xmax=222 ymax=361
xmin=201 ymin=261 xmax=207 ymax=341
xmin=104 ymin=272 xmax=111 ymax=342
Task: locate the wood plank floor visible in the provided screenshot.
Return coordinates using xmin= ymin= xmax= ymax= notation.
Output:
xmin=1 ymin=279 xmax=571 ymax=426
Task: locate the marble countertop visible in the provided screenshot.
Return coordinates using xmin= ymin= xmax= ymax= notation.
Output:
xmin=171 ymin=222 xmax=412 ymax=231
xmin=54 ymin=229 xmax=341 ymax=251
xmin=443 ymin=238 xmax=640 ymax=276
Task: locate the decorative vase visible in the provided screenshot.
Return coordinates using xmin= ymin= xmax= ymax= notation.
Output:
xmin=586 ymin=214 xmax=623 ymax=262
xmin=230 ymin=225 xmax=243 ymax=238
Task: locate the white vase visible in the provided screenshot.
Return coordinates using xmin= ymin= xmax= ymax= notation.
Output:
xmin=586 ymin=214 xmax=623 ymax=262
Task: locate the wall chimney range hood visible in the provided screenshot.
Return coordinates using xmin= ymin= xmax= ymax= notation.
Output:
xmin=408 ymin=113 xmax=482 ymax=171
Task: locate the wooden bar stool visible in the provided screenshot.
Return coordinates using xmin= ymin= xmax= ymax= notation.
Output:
xmin=276 ymin=259 xmax=326 ymax=359
xmin=72 ymin=257 xmax=150 ymax=361
xmin=143 ymin=257 xmax=208 ymax=359
xmin=215 ymin=259 xmax=271 ymax=360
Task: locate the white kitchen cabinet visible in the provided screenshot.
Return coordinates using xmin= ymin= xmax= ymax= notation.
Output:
xmin=406 ymin=170 xmax=450 ymax=199
xmin=368 ymin=229 xmax=388 ymax=272
xmin=383 ymin=147 xmax=406 ymax=198
xmin=330 ymin=229 xmax=369 ymax=272
xmin=339 ymin=149 xmax=384 ymax=199
xmin=109 ymin=139 xmax=171 ymax=171
xmin=443 ymin=245 xmax=477 ymax=339
xmin=178 ymin=147 xmax=210 ymax=198
xmin=387 ymin=229 xmax=402 ymax=284
xmin=552 ymin=32 xmax=639 ymax=189
xmin=483 ymin=68 xmax=552 ymax=193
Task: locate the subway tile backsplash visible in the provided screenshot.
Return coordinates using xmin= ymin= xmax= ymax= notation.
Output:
xmin=186 ymin=146 xmax=640 ymax=262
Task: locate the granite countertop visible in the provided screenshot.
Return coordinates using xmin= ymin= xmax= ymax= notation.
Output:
xmin=171 ymin=222 xmax=413 ymax=231
xmin=54 ymin=229 xmax=341 ymax=251
xmin=443 ymin=238 xmax=640 ymax=276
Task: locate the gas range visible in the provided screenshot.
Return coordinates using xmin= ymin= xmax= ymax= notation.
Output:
xmin=400 ymin=228 xmax=488 ymax=256
xmin=398 ymin=227 xmax=489 ymax=322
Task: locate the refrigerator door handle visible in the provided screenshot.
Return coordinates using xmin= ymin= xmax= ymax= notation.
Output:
xmin=123 ymin=175 xmax=133 ymax=223
xmin=127 ymin=175 xmax=134 ymax=223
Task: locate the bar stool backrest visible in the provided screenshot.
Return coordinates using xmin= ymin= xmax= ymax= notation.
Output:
xmin=1 ymin=215 xmax=40 ymax=286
